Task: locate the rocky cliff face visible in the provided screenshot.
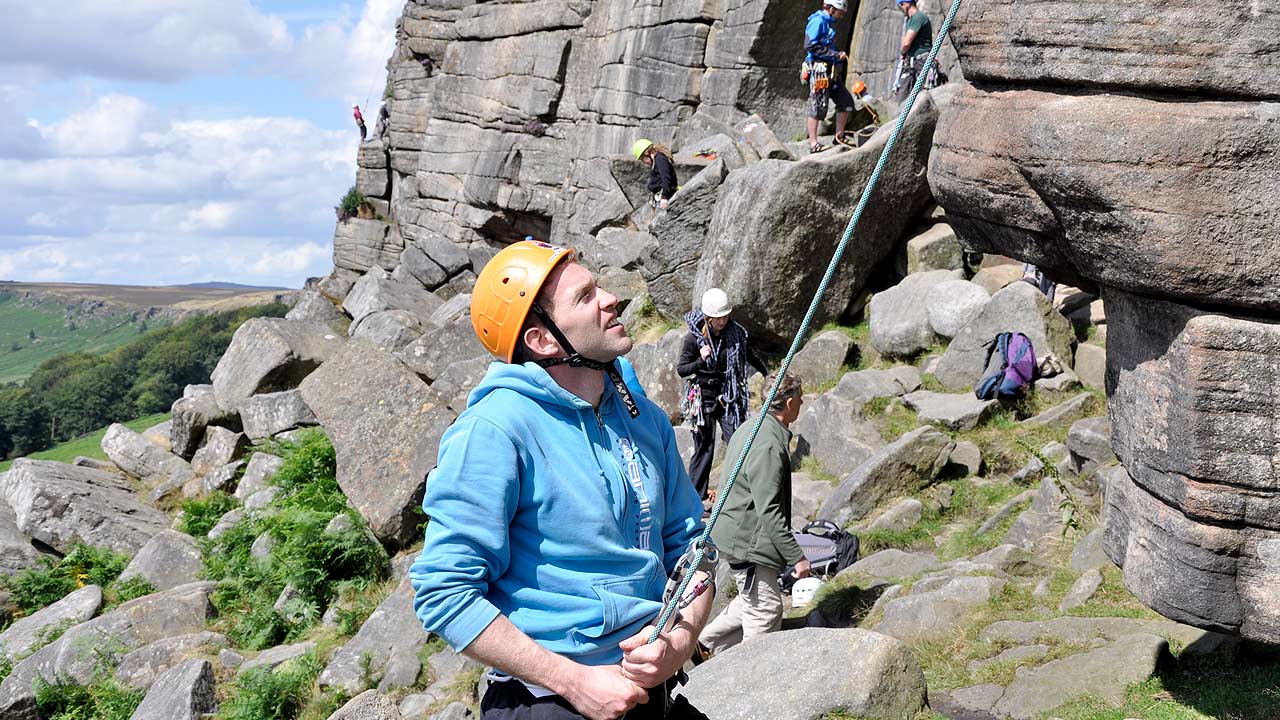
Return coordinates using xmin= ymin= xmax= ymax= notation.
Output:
xmin=930 ymin=0 xmax=1280 ymax=643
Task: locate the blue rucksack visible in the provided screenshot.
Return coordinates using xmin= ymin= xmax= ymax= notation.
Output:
xmin=974 ymin=332 xmax=1035 ymax=400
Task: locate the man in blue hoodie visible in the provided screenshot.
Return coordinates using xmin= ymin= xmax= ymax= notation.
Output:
xmin=410 ymin=240 xmax=710 ymax=720
xmin=803 ymin=0 xmax=856 ymax=154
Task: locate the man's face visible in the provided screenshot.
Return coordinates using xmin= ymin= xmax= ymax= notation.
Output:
xmin=781 ymin=392 xmax=804 ymax=425
xmin=898 ymin=2 xmax=910 ymax=15
xmin=706 ymin=315 xmax=729 ymax=333
xmin=541 ymin=261 xmax=633 ymax=362
xmin=830 ymin=7 xmax=846 ymax=19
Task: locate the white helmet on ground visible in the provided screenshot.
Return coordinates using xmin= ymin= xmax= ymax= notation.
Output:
xmin=791 ymin=576 xmax=825 ymax=606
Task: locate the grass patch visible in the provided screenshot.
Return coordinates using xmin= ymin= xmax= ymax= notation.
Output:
xmin=179 ymin=491 xmax=240 ymax=537
xmin=0 ymin=293 xmax=164 ymax=385
xmin=865 ymin=397 xmax=919 ymax=443
xmin=797 ymin=455 xmax=840 ymax=485
xmin=0 ymin=412 xmax=169 ymax=472
xmin=2 ymin=544 xmax=135 ymax=628
xmin=215 ymin=651 xmax=327 ymax=720
xmin=33 ymin=673 xmax=144 ymax=720
xmin=627 ymin=296 xmax=680 ymax=344
xmin=201 ymin=430 xmax=388 ymax=651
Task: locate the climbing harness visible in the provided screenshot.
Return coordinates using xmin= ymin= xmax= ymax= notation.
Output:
xmin=643 ymin=0 xmax=965 ymax=650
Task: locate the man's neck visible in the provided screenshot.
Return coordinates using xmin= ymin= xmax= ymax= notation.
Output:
xmin=906 ymin=6 xmax=917 ymax=16
xmin=546 ymin=364 xmax=607 ymax=409
xmin=770 ymin=410 xmax=791 ymax=429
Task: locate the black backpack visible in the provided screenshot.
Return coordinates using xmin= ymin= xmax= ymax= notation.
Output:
xmin=780 ymin=520 xmax=860 ymax=591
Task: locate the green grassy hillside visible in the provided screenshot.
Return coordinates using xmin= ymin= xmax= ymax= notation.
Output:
xmin=0 ymin=294 xmax=160 ymax=384
xmin=0 ymin=412 xmax=169 ymax=472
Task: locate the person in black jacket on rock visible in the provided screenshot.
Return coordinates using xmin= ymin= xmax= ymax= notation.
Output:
xmin=678 ymin=288 xmax=768 ymax=501
xmin=631 ymin=138 xmax=678 ymax=210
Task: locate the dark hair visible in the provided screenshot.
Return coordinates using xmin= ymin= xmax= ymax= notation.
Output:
xmin=764 ymin=372 xmax=803 ymax=413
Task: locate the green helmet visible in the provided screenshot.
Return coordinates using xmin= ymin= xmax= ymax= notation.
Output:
xmin=631 ymin=138 xmax=654 ymax=160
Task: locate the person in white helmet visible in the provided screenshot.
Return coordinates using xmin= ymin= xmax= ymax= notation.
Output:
xmin=803 ymin=0 xmax=856 ymax=154
xmin=676 ymin=288 xmax=768 ymax=501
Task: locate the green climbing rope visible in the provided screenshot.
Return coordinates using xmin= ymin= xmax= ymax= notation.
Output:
xmin=647 ymin=0 xmax=966 ymax=644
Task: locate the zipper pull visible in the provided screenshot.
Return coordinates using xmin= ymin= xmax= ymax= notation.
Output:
xmin=593 ymin=407 xmax=604 ymax=428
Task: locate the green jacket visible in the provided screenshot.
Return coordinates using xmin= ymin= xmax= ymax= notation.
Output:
xmin=710 ymin=413 xmax=805 ymax=570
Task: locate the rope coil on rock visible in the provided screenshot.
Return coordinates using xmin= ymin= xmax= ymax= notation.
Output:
xmin=646 ymin=0 xmax=966 ymax=645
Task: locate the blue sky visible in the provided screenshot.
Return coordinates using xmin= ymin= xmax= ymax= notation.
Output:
xmin=0 ymin=0 xmax=401 ymax=288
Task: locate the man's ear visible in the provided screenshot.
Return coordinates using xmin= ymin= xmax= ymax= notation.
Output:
xmin=522 ymin=323 xmax=561 ymax=359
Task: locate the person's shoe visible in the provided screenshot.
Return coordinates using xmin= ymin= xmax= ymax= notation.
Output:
xmin=809 ymin=142 xmax=829 ymax=154
xmin=834 ymin=132 xmax=857 ymax=148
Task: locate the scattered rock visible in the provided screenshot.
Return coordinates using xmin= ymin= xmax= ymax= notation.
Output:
xmin=300 ymin=338 xmax=456 ymax=548
xmin=967 ymin=644 xmax=1051 ymax=674
xmin=1002 ymin=479 xmax=1069 ymax=551
xmin=907 ymin=223 xmax=963 ymax=273
xmin=970 ymin=264 xmax=1023 ymax=296
xmin=210 ymin=318 xmax=346 ymax=410
xmin=245 ymin=486 xmax=281 ymax=512
xmin=195 ymin=460 xmax=243 ymax=496
xmin=190 ymin=426 xmax=248 ymax=477
xmin=129 ymin=658 xmax=216 ymax=720
xmin=949 ymin=440 xmax=982 ymax=476
xmin=1034 ymin=367 xmax=1080 ymax=393
xmin=238 ymin=641 xmax=316 ymax=676
xmin=287 ymin=290 xmax=348 ymax=331
xmin=818 ymin=427 xmax=954 ymax=526
xmin=240 ymin=390 xmax=319 ymax=441
xmin=0 ymin=585 xmax=101 ymax=662
xmin=237 ymin=453 xmax=285 ymax=500
xmin=679 ymin=628 xmax=926 ymax=719
xmin=1070 ymin=529 xmax=1110 ymax=573
xmin=344 ymin=266 xmax=444 ymax=326
xmin=901 ymin=390 xmax=996 ymax=431
xmin=927 ymin=279 xmax=991 ymax=339
xmin=431 ymin=356 xmax=492 ymax=413
xmin=869 ymin=270 xmax=959 ymax=357
xmin=351 ymin=309 xmax=425 ymax=352
xmin=929 ymin=683 xmax=1004 ymax=720
xmin=207 ymin=509 xmax=244 ymax=539
xmin=864 ymin=498 xmax=923 ymax=533
xmin=118 ymin=530 xmax=203 ymax=592
xmin=102 ymin=423 xmax=196 ymax=487
xmin=1021 ymin=392 xmax=1093 ymax=428
xmin=0 ymin=502 xmax=42 ymax=576
xmin=1059 ymin=568 xmax=1104 ymax=611
xmin=840 ymin=549 xmax=943 ymax=583
xmin=395 ymin=319 xmax=488 ymax=383
xmin=0 ymin=459 xmax=169 ymax=555
xmin=169 ymin=387 xmax=238 ymax=460
xmin=790 ymin=386 xmax=886 ymax=477
xmin=975 ymin=490 xmax=1035 ymax=536
xmin=328 ymin=689 xmax=404 ymax=720
xmin=1073 ymin=342 xmax=1106 ymax=391
xmin=1066 ymin=416 xmax=1114 ymax=477
xmin=971 ymin=544 xmax=1043 ymax=576
xmin=624 ymin=328 xmax=688 ymax=420
xmin=877 ymin=576 xmax=1007 ymax=643
xmin=789 ymin=330 xmax=854 ymax=389
xmin=115 ymin=631 xmax=227 ymax=690
xmin=141 ymin=420 xmax=173 ymax=451
xmin=991 ymin=634 xmax=1169 ymax=719
xmin=320 ymin=580 xmax=429 ymax=695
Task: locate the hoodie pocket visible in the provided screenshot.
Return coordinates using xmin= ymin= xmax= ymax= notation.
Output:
xmin=571 ymin=572 xmax=663 ymax=642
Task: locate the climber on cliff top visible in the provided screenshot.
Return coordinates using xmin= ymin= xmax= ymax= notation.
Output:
xmin=353 ymin=104 xmax=367 ymax=142
xmin=803 ymin=0 xmax=856 ymax=154
xmin=632 ymin=139 xmax=678 ymax=211
xmin=892 ymin=0 xmax=942 ymax=100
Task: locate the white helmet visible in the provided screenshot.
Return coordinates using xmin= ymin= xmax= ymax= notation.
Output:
xmin=826 ymin=0 xmax=848 ymax=10
xmin=701 ymin=287 xmax=732 ymax=318
xmin=791 ymin=577 xmax=825 ymax=606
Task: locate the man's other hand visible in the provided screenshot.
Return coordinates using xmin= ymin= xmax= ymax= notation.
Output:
xmin=793 ymin=558 xmax=812 ymax=579
xmin=618 ymin=624 xmax=693 ymax=689
xmin=561 ymin=664 xmax=648 ymax=720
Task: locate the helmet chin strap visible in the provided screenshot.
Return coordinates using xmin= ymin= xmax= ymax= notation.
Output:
xmin=529 ymin=304 xmax=639 ymax=418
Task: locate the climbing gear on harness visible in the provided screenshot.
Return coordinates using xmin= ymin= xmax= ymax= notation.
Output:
xmin=810 ymin=62 xmax=831 ymax=91
xmin=800 ymin=60 xmax=812 ymax=84
xmin=470 ymin=239 xmax=639 ymax=417
xmin=644 ymin=0 xmax=964 ymax=647
xmin=631 ymin=138 xmax=654 ymax=160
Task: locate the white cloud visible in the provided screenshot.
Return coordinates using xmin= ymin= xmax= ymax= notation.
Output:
xmin=41 ymin=94 xmax=156 ymax=157
xmin=0 ymin=1 xmax=290 ymax=83
xmin=271 ymin=0 xmax=401 ymax=105
xmin=246 ymin=241 xmax=330 ymax=276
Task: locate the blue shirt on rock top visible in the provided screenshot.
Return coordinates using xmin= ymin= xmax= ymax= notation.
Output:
xmin=805 ymin=9 xmax=843 ymax=64
xmin=409 ymin=360 xmax=703 ymax=666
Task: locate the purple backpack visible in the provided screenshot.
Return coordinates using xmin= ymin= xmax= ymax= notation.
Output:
xmin=974 ymin=332 xmax=1035 ymax=399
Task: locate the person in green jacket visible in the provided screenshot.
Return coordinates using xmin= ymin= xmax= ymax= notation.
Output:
xmin=699 ymin=372 xmax=811 ymax=653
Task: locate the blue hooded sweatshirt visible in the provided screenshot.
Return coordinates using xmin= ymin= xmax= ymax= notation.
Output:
xmin=805 ymin=9 xmax=842 ymax=64
xmin=409 ymin=360 xmax=703 ymax=666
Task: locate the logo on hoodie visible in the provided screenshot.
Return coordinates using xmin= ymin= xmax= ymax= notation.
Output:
xmin=618 ymin=437 xmax=653 ymax=551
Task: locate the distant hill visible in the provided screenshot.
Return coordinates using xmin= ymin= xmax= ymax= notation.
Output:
xmin=0 ymin=281 xmax=295 ymax=384
xmin=178 ymin=281 xmax=290 ymax=291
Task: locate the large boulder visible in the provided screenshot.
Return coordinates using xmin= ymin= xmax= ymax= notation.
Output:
xmin=932 ymin=281 xmax=1075 ymax=390
xmin=114 ymin=631 xmax=228 ymax=690
xmin=818 ymin=427 xmax=954 ymax=526
xmin=189 ymin=426 xmax=247 ymax=477
xmin=319 ymin=579 xmax=429 ymax=695
xmin=286 ymin=290 xmax=348 ymax=331
xmin=1103 ymin=290 xmax=1280 ymax=643
xmin=118 ymin=530 xmax=203 ymax=592
xmin=869 ymin=270 xmax=960 ymax=358
xmin=395 ymin=318 xmax=488 ymax=384
xmin=0 ymin=459 xmax=168 ymax=555
xmin=210 ymin=318 xmax=345 ymax=411
xmin=0 ymin=501 xmax=42 ymax=575
xmin=789 ymin=330 xmax=855 ymax=389
xmin=344 ymin=266 xmax=445 ymax=326
xmin=350 ymin=309 xmax=425 ymax=352
xmin=169 ymin=385 xmax=238 ymax=460
xmin=129 ymin=658 xmax=217 ymax=720
xmin=900 ymin=390 xmax=995 ymax=431
xmin=0 ymin=582 xmax=216 ymax=719
xmin=641 ymin=160 xmax=729 ymax=318
xmin=624 ymin=327 xmax=689 ymax=420
xmin=906 ymin=223 xmax=963 ymax=274
xmin=102 ymin=423 xmax=195 ymax=487
xmin=0 ymin=585 xmax=102 ymax=662
xmin=329 ymin=690 xmax=404 ymax=720
xmin=876 ymin=576 xmax=1007 ymax=643
xmin=299 ymin=338 xmax=456 ymax=548
xmin=931 ymin=85 xmax=1280 ymax=312
xmin=790 ymin=388 xmax=885 ymax=478
xmin=926 ymin=279 xmax=991 ymax=339
xmin=694 ymin=93 xmax=940 ymax=345
xmin=240 ymin=389 xmax=320 ymax=441
xmin=678 ymin=628 xmax=926 ymax=719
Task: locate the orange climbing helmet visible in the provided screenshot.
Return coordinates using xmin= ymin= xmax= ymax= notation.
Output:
xmin=850 ymin=80 xmax=867 ymax=96
xmin=470 ymin=239 xmax=576 ymax=362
